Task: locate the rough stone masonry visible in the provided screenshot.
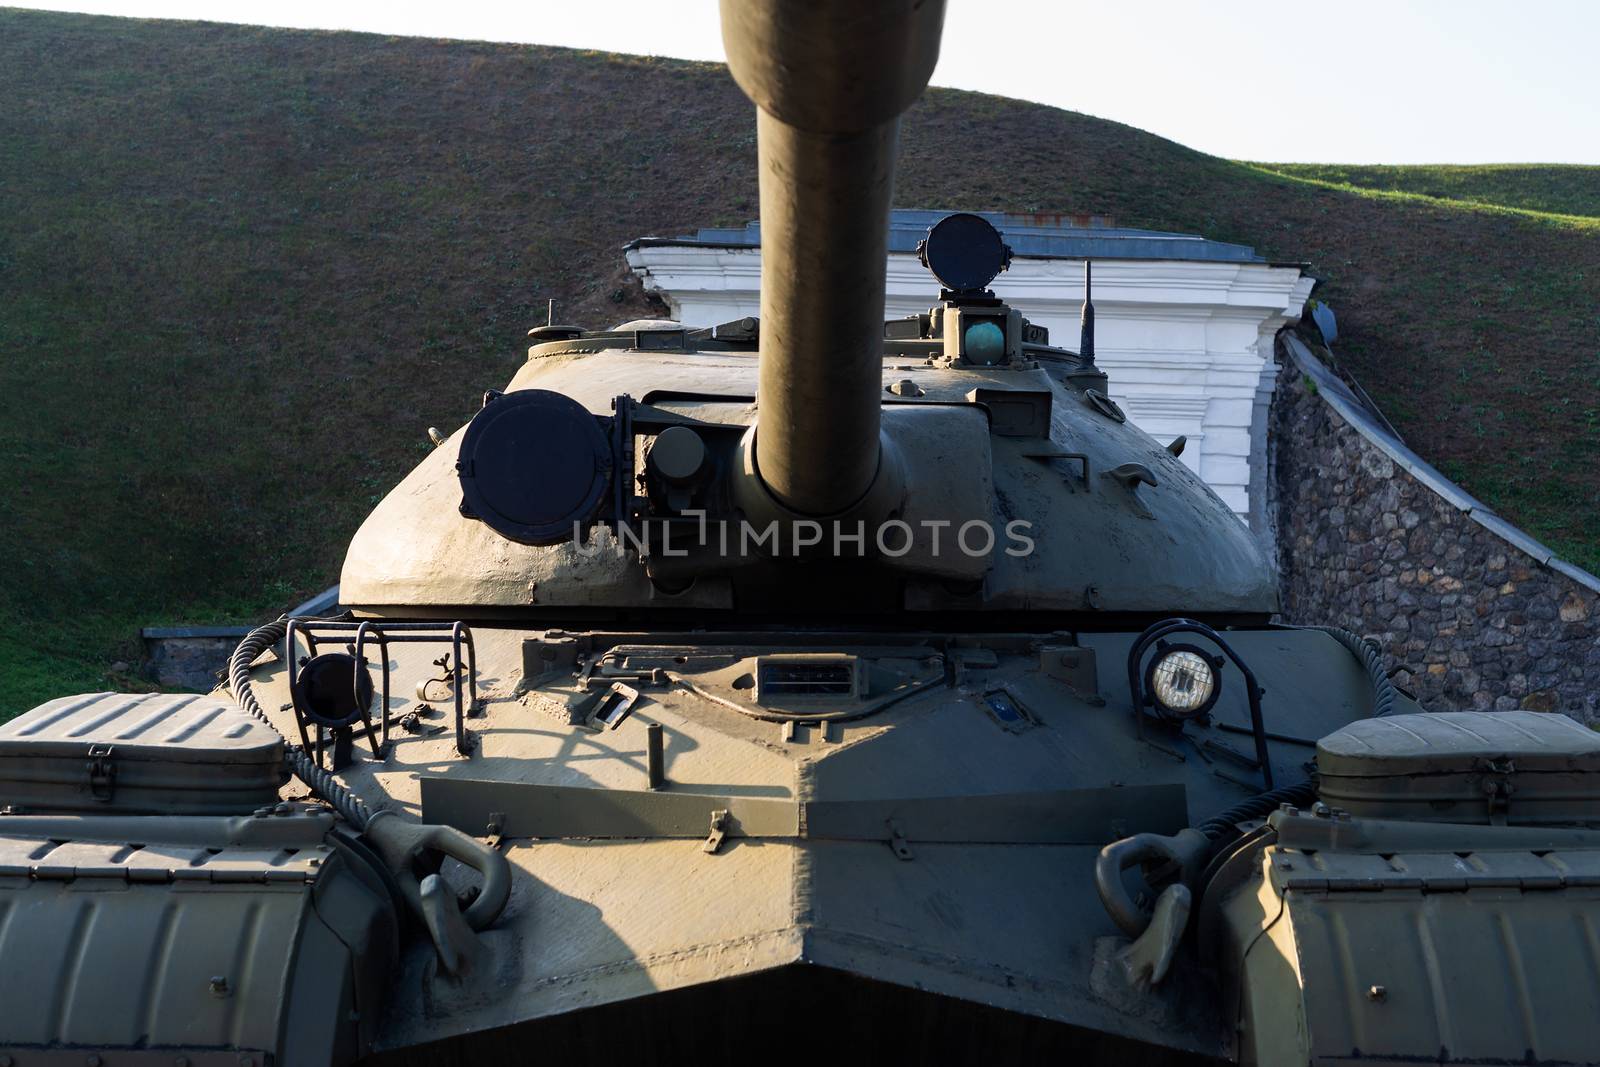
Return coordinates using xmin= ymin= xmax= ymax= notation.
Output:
xmin=1272 ymin=339 xmax=1598 ymax=725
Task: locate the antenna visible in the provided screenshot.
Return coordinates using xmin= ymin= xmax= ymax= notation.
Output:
xmin=1079 ymin=260 xmax=1096 ymax=365
xmin=547 ymin=298 xmax=555 ymax=327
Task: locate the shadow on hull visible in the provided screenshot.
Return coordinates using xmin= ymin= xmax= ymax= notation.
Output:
xmin=367 ymin=965 xmax=1223 ymax=1066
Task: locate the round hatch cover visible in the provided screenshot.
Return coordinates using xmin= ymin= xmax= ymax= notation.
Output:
xmin=920 ymin=212 xmax=1012 ymax=292
xmin=457 ymin=389 xmax=611 ymax=545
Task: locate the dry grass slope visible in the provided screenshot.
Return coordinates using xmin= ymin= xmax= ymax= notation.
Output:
xmin=1 ymin=8 xmax=1596 ymax=716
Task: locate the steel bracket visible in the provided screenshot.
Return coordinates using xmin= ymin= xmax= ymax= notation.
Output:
xmin=887 ymin=818 xmax=915 ymax=861
xmin=585 ymin=682 xmax=641 ymax=731
xmin=703 ymin=809 xmax=729 ymax=854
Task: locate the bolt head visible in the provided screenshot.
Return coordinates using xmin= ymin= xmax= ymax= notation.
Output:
xmin=1367 ymin=983 xmax=1387 ymax=1002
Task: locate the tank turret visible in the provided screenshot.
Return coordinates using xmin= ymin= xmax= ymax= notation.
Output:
xmin=337 ymin=0 xmax=1276 ymax=619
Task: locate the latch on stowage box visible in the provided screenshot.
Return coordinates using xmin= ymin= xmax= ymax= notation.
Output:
xmin=86 ymin=743 xmax=116 ymax=802
xmin=1480 ymin=756 xmax=1516 ymax=822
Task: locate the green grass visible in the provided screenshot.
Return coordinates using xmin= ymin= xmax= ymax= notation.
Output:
xmin=1 ymin=8 xmax=1597 ymax=718
xmin=1250 ymin=162 xmax=1600 ymax=219
xmin=0 ymin=588 xmax=291 ymax=716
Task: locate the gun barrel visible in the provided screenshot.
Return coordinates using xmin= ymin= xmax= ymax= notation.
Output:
xmin=721 ymin=0 xmax=945 ymax=516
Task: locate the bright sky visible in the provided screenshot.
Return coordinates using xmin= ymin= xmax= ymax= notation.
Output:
xmin=16 ymin=0 xmax=1600 ymax=164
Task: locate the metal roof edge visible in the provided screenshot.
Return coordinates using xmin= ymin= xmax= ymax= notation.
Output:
xmin=628 ymin=209 xmax=1285 ymax=265
xmin=627 ymin=237 xmax=1310 ymax=270
xmin=624 ymin=237 xmax=763 ymax=253
xmin=1550 ymin=556 xmax=1600 ymax=595
xmin=289 ymin=585 xmax=343 ymax=618
xmin=1282 ymin=334 xmax=1600 ymax=595
xmin=1462 ymin=507 xmax=1556 ymax=567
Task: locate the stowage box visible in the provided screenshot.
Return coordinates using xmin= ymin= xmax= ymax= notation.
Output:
xmin=0 ymin=691 xmax=286 ymax=814
xmin=1316 ymin=711 xmax=1600 ymax=825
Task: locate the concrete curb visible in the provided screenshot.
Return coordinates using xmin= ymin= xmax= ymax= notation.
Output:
xmin=140 ymin=585 xmax=343 ymax=690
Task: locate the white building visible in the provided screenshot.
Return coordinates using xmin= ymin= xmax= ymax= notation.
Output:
xmin=625 ymin=210 xmax=1314 ymax=532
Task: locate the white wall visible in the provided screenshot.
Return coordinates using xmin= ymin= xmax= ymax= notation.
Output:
xmin=625 ymin=246 xmax=1313 ymax=528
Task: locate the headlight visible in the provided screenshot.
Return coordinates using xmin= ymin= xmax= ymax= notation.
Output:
xmin=1145 ymin=645 xmax=1220 ymax=719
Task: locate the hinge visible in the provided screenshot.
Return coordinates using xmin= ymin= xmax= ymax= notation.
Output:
xmin=86 ymin=743 xmax=116 ymax=802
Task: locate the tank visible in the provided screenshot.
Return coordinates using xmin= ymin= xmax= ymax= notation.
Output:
xmin=5 ymin=2 xmax=1600 ymax=1064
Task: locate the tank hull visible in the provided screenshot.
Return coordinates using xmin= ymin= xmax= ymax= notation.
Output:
xmin=226 ymin=623 xmax=1382 ymax=1062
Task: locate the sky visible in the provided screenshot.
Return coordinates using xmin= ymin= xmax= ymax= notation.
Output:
xmin=13 ymin=0 xmax=1600 ymax=164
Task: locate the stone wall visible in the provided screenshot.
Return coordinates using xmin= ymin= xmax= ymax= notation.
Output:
xmin=141 ymin=626 xmax=250 ymax=690
xmin=1272 ymin=336 xmax=1599 ymax=724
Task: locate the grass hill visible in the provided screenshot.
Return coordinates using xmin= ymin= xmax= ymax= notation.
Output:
xmin=2 ymin=8 xmax=1597 ymax=718
xmin=1253 ymin=163 xmax=1600 ymax=220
